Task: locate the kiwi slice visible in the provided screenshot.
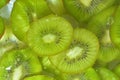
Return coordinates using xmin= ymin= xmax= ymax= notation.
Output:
xmin=110 ymin=5 xmax=120 ymax=49
xmin=46 ymin=0 xmax=66 ymax=15
xmin=113 ymin=64 xmax=120 ymax=77
xmin=63 ymin=68 xmax=100 ymax=80
xmin=23 ymin=75 xmax=55 ymax=80
xmin=0 ymin=0 xmax=9 ymax=8
xmin=11 ymin=0 xmax=51 ymax=42
xmin=0 ymin=17 xmax=5 ymax=39
xmin=63 ymin=0 xmax=115 ymax=22
xmin=96 ymin=67 xmax=120 ymax=80
xmin=0 ymin=48 xmax=42 ymax=80
xmin=27 ymin=15 xmax=73 ymax=56
xmin=49 ymin=28 xmax=99 ymax=73
xmin=86 ymin=6 xmax=120 ymax=64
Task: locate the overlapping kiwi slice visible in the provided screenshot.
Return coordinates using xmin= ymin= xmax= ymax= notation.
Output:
xmin=49 ymin=28 xmax=99 ymax=73
xmin=0 ymin=17 xmax=5 ymax=39
xmin=46 ymin=0 xmax=66 ymax=15
xmin=23 ymin=75 xmax=55 ymax=80
xmin=27 ymin=15 xmax=73 ymax=56
xmin=0 ymin=48 xmax=42 ymax=80
xmin=113 ymin=64 xmax=120 ymax=77
xmin=86 ymin=6 xmax=120 ymax=64
xmin=110 ymin=5 xmax=120 ymax=49
xmin=11 ymin=0 xmax=51 ymax=42
xmin=96 ymin=67 xmax=120 ymax=80
xmin=63 ymin=68 xmax=100 ymax=80
xmin=63 ymin=0 xmax=116 ymax=22
xmin=0 ymin=0 xmax=9 ymax=8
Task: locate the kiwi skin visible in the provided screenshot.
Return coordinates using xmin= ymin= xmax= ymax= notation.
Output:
xmin=11 ymin=0 xmax=51 ymax=42
xmin=49 ymin=28 xmax=99 ymax=74
xmin=0 ymin=17 xmax=5 ymax=39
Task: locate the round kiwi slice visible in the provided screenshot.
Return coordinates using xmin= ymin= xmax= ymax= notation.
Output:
xmin=0 ymin=17 xmax=5 ymax=39
xmin=0 ymin=0 xmax=9 ymax=8
xmin=113 ymin=64 xmax=120 ymax=77
xmin=46 ymin=0 xmax=66 ymax=15
xmin=96 ymin=67 xmax=120 ymax=80
xmin=63 ymin=68 xmax=100 ymax=80
xmin=86 ymin=6 xmax=120 ymax=64
xmin=49 ymin=28 xmax=99 ymax=73
xmin=0 ymin=48 xmax=42 ymax=80
xmin=23 ymin=75 xmax=55 ymax=80
xmin=11 ymin=0 xmax=51 ymax=42
xmin=27 ymin=15 xmax=73 ymax=56
xmin=110 ymin=5 xmax=120 ymax=49
xmin=63 ymin=0 xmax=116 ymax=22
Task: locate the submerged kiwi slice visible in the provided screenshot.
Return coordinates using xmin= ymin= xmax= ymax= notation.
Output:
xmin=0 ymin=17 xmax=4 ymax=39
xmin=27 ymin=15 xmax=73 ymax=56
xmin=96 ymin=67 xmax=120 ymax=80
xmin=46 ymin=0 xmax=66 ymax=15
xmin=110 ymin=5 xmax=120 ymax=49
xmin=0 ymin=0 xmax=9 ymax=8
xmin=11 ymin=0 xmax=51 ymax=42
xmin=49 ymin=28 xmax=99 ymax=73
xmin=23 ymin=75 xmax=55 ymax=80
xmin=113 ymin=64 xmax=120 ymax=77
xmin=63 ymin=0 xmax=115 ymax=22
xmin=0 ymin=48 xmax=42 ymax=80
xmin=63 ymin=68 xmax=100 ymax=80
xmin=86 ymin=6 xmax=120 ymax=64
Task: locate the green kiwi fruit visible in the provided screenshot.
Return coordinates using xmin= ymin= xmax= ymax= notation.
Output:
xmin=110 ymin=5 xmax=120 ymax=49
xmin=113 ymin=64 xmax=120 ymax=77
xmin=63 ymin=68 xmax=100 ymax=80
xmin=0 ymin=48 xmax=42 ymax=80
xmin=0 ymin=0 xmax=9 ymax=8
xmin=0 ymin=17 xmax=5 ymax=39
xmin=46 ymin=0 xmax=66 ymax=15
xmin=63 ymin=0 xmax=116 ymax=22
xmin=49 ymin=28 xmax=99 ymax=73
xmin=86 ymin=6 xmax=120 ymax=64
xmin=96 ymin=67 xmax=120 ymax=80
xmin=27 ymin=15 xmax=73 ymax=56
xmin=23 ymin=75 xmax=55 ymax=80
xmin=11 ymin=0 xmax=51 ymax=42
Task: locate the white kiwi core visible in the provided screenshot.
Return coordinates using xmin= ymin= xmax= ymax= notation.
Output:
xmin=12 ymin=66 xmax=23 ymax=80
xmin=79 ymin=0 xmax=92 ymax=7
xmin=66 ymin=47 xmax=83 ymax=59
xmin=42 ymin=34 xmax=56 ymax=43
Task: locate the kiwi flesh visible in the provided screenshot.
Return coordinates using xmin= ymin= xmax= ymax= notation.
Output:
xmin=27 ymin=15 xmax=73 ymax=56
xmin=63 ymin=0 xmax=116 ymax=22
xmin=23 ymin=75 xmax=55 ymax=80
xmin=113 ymin=64 xmax=120 ymax=77
xmin=110 ymin=5 xmax=120 ymax=49
xmin=0 ymin=17 xmax=5 ymax=39
xmin=0 ymin=0 xmax=9 ymax=8
xmin=49 ymin=28 xmax=99 ymax=73
xmin=11 ymin=0 xmax=51 ymax=42
xmin=86 ymin=6 xmax=120 ymax=64
xmin=63 ymin=68 xmax=100 ymax=80
xmin=96 ymin=67 xmax=120 ymax=80
xmin=0 ymin=48 xmax=42 ymax=80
